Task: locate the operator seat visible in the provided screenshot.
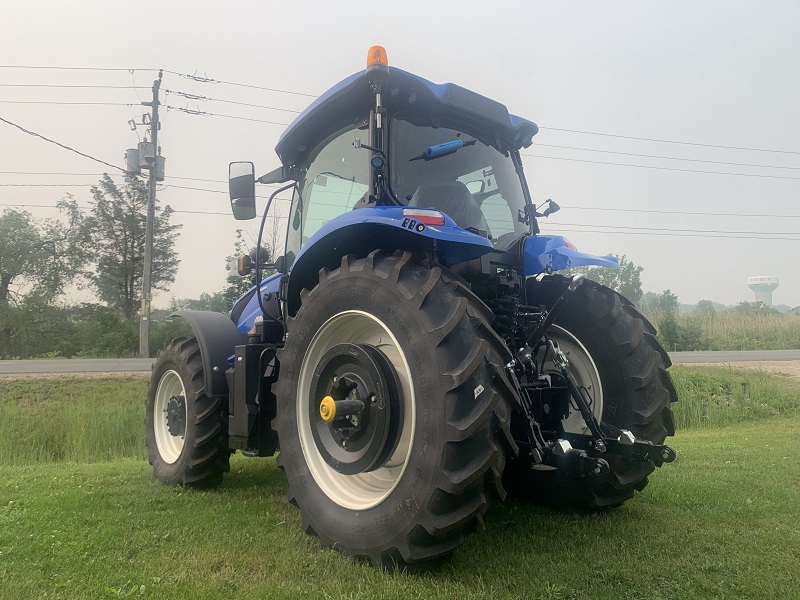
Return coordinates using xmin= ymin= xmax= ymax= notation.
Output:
xmin=409 ymin=182 xmax=491 ymax=238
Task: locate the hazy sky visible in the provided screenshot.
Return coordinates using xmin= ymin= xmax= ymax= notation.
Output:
xmin=2 ymin=1 xmax=798 ymax=308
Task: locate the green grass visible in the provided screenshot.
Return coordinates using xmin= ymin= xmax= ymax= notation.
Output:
xmin=1 ymin=370 xmax=799 ymax=598
xmin=0 ymin=376 xmax=148 ymax=465
xmin=0 ymin=417 xmax=798 ymax=599
xmin=2 ymin=369 xmax=798 ymax=467
xmin=670 ymin=365 xmax=800 ymax=429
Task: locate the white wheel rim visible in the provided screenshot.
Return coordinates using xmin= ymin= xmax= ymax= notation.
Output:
xmin=540 ymin=325 xmax=603 ymax=434
xmin=296 ymin=310 xmax=416 ymax=510
xmin=153 ymin=370 xmax=187 ymax=464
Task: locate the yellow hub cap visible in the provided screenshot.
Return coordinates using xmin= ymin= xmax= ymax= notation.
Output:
xmin=319 ymin=395 xmax=336 ymax=423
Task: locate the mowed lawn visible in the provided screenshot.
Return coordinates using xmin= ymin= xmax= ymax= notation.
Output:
xmin=1 ymin=375 xmax=799 ymax=599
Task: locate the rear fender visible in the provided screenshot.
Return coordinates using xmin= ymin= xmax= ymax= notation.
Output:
xmin=286 ymin=205 xmax=493 ymax=315
xmin=169 ymin=310 xmax=245 ymax=397
xmin=524 ymin=235 xmax=619 ymax=276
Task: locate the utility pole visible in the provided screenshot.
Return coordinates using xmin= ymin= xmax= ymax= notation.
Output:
xmin=139 ymin=69 xmax=163 ymax=358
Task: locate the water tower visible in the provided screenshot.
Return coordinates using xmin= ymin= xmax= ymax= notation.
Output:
xmin=747 ymin=276 xmax=779 ymax=306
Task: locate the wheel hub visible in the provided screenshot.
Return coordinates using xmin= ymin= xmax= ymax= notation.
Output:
xmin=310 ymin=343 xmax=402 ymax=475
xmin=165 ymin=395 xmax=186 ymax=437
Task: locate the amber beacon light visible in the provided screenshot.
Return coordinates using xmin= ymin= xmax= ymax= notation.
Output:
xmin=366 ymin=45 xmax=389 ymax=72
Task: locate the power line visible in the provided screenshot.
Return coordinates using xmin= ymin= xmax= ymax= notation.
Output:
xmin=164 ymin=105 xmax=290 ymax=126
xmin=164 ymin=70 xmax=317 ymax=98
xmin=160 ymin=184 xmax=292 ymax=201
xmin=0 ymin=171 xmax=285 ymax=188
xmin=2 ymin=64 xmax=797 ymax=157
xmin=539 ymin=126 xmax=800 ymax=156
xmin=0 ymin=65 xmax=155 ymax=72
xmin=564 ymin=205 xmax=800 ymax=219
xmin=0 ymin=100 xmax=134 ymax=106
xmin=0 ymin=84 xmax=149 ymax=89
xmin=534 ymin=143 xmax=800 ymax=170
xmin=547 ymin=221 xmax=800 ymax=236
xmin=3 ymin=199 xmax=793 ymax=236
xmin=0 ymin=201 xmax=288 ymax=219
xmin=0 ymin=115 xmax=126 ymax=173
xmin=0 ymin=183 xmax=103 ymax=187
xmin=525 ymin=153 xmax=800 ymax=180
xmin=547 ymin=226 xmax=800 ymax=241
xmin=2 ymin=173 xmax=799 ymax=219
xmin=164 ymin=89 xmax=302 ymax=114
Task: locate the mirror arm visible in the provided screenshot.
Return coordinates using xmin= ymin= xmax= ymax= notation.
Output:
xmin=256 ymin=182 xmax=296 ymax=321
xmin=257 ymin=165 xmax=297 ymax=185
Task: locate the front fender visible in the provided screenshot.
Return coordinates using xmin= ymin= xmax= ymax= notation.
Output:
xmin=287 ymin=206 xmax=493 ymax=315
xmin=524 ymin=235 xmax=619 ymax=276
xmin=169 ymin=310 xmax=245 ymax=397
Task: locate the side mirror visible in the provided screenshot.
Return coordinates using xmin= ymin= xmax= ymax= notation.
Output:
xmin=229 ymin=161 xmax=256 ymax=220
xmin=542 ymin=200 xmax=561 ymax=217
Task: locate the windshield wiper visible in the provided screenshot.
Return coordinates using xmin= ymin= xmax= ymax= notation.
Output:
xmin=409 ymin=138 xmax=477 ymax=162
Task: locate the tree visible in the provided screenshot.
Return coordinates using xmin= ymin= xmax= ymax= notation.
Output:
xmin=0 ymin=201 xmax=87 ymax=357
xmin=84 ymin=174 xmax=181 ymax=320
xmin=695 ymin=299 xmax=716 ymax=317
xmin=219 ymin=229 xmax=275 ymax=309
xmin=657 ymin=289 xmax=679 ymax=313
xmin=568 ymin=254 xmax=644 ymax=304
xmin=733 ymin=301 xmax=777 ymax=315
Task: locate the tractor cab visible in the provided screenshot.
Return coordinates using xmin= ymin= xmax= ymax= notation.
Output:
xmin=230 ymin=47 xmax=541 ymax=270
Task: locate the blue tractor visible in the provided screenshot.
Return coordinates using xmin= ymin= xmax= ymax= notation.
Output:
xmin=146 ymin=47 xmax=677 ymax=570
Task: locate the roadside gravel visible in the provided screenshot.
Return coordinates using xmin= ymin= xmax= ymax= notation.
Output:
xmin=685 ymin=360 xmax=800 ymax=382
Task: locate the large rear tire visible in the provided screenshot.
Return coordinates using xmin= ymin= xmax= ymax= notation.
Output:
xmin=146 ymin=337 xmax=231 ymax=487
xmin=273 ymin=251 xmax=516 ymax=569
xmin=507 ymin=276 xmax=677 ymax=509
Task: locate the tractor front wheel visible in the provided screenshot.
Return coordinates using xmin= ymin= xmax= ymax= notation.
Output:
xmin=146 ymin=337 xmax=231 ymax=487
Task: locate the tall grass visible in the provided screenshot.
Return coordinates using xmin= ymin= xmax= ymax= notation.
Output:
xmin=1 ymin=368 xmax=798 ymax=468
xmin=641 ymin=307 xmax=800 ymax=351
xmin=670 ymin=365 xmax=800 ymax=429
xmin=0 ymin=376 xmax=148 ymax=465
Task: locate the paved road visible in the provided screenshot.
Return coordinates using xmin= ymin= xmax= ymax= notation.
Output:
xmin=1 ymin=351 xmax=799 ymax=374
xmin=669 ymin=350 xmax=800 ymax=363
xmin=0 ymin=358 xmax=155 ymax=374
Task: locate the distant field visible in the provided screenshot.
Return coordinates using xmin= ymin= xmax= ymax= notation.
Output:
xmin=1 ymin=370 xmax=799 ymax=599
xmin=643 ymin=308 xmax=800 ymax=351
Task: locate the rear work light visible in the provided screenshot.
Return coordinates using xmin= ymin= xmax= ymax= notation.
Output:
xmin=402 ymin=208 xmax=445 ymax=226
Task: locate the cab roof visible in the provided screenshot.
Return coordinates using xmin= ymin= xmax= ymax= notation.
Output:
xmin=275 ymin=67 xmax=538 ymax=166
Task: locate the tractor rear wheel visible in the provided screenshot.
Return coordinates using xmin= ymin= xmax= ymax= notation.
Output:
xmin=273 ymin=251 xmax=516 ymax=569
xmin=507 ymin=276 xmax=677 ymax=509
xmin=146 ymin=337 xmax=231 ymax=487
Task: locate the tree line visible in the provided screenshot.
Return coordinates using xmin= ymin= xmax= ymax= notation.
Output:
xmin=0 ymin=175 xmax=278 ymax=359
xmin=0 ymin=175 xmax=184 ymax=358
xmin=2 ymin=181 xmax=793 ymax=359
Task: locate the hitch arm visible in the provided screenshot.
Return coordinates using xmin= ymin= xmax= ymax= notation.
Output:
xmin=566 ymin=434 xmax=677 ymax=467
xmin=546 ymin=339 xmax=676 ymax=466
xmin=505 ymin=361 xmax=547 ymax=464
xmin=548 ymin=339 xmax=608 ymax=452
